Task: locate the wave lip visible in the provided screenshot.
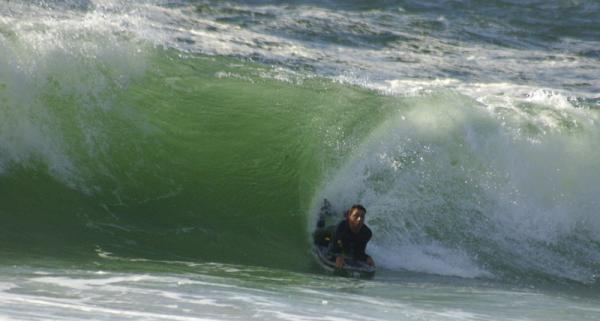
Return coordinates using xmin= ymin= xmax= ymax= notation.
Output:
xmin=3 ymin=0 xmax=598 ymax=98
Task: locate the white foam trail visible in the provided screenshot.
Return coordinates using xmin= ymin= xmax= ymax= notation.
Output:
xmin=372 ymin=244 xmax=492 ymax=279
xmin=4 ymin=263 xmax=600 ymax=321
xmin=0 ymin=283 xmax=16 ymax=291
xmin=1 ymin=295 xmax=219 ymax=321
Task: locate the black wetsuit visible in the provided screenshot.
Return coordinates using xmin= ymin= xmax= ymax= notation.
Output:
xmin=331 ymin=220 xmax=372 ymax=261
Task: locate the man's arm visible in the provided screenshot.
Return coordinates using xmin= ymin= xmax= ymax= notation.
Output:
xmin=356 ymin=227 xmax=373 ymax=262
xmin=330 ymin=222 xmax=345 ymax=254
xmin=335 ymin=256 xmax=345 ymax=268
xmin=331 ymin=222 xmax=346 ymax=268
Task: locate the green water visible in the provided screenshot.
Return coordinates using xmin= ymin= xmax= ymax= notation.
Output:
xmin=1 ymin=49 xmax=400 ymax=270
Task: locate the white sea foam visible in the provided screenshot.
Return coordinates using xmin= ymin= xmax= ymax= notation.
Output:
xmin=4 ymin=262 xmax=600 ymax=321
xmin=0 ymin=1 xmax=152 ymax=191
xmin=3 ymin=0 xmax=598 ymax=101
xmin=372 ymin=244 xmax=492 ymax=278
xmin=316 ymin=90 xmax=600 ymax=281
xmin=32 ymin=274 xmax=157 ymax=290
xmin=0 ymin=283 xmax=16 ymax=292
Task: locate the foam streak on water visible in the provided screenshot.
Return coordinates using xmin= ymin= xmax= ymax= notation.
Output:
xmin=1 ymin=263 xmax=600 ymax=321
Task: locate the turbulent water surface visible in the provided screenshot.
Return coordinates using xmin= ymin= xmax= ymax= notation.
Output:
xmin=1 ymin=0 xmax=600 ymax=320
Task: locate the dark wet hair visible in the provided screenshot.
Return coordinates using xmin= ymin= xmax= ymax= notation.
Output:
xmin=345 ymin=204 xmax=366 ymax=217
xmin=351 ymin=204 xmax=366 ymax=213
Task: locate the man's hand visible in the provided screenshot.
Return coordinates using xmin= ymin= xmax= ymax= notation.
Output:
xmin=335 ymin=256 xmax=345 ymax=268
xmin=366 ymin=256 xmax=375 ymax=267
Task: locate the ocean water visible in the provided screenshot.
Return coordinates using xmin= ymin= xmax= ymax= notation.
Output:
xmin=1 ymin=0 xmax=600 ymax=320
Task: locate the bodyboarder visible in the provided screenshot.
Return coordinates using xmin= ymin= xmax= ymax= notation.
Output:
xmin=313 ymin=201 xmax=375 ymax=269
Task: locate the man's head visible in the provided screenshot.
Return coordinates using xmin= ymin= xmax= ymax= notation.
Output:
xmin=346 ymin=204 xmax=366 ymax=233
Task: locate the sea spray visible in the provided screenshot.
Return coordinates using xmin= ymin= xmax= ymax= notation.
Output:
xmin=318 ymin=90 xmax=600 ymax=283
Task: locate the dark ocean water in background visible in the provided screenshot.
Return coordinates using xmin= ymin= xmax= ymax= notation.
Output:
xmin=1 ymin=1 xmax=600 ymax=320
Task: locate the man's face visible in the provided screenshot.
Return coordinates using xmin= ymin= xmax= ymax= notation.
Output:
xmin=347 ymin=208 xmax=366 ymax=232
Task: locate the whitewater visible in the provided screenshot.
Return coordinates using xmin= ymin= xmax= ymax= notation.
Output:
xmin=1 ymin=1 xmax=600 ymax=320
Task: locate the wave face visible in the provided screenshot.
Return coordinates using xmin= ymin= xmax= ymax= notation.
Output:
xmin=1 ymin=0 xmax=600 ymax=284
